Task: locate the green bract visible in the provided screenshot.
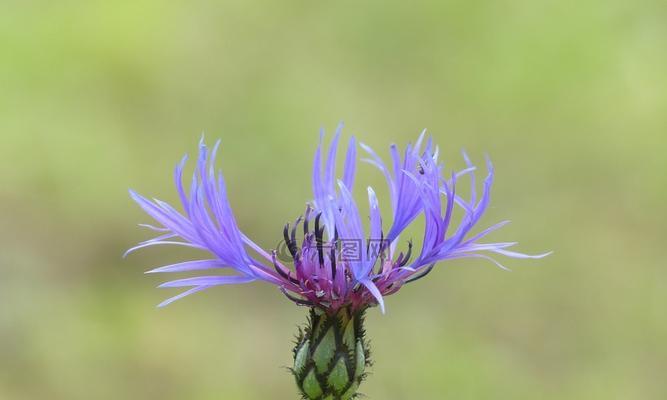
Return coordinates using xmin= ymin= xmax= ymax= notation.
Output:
xmin=292 ymin=307 xmax=370 ymax=400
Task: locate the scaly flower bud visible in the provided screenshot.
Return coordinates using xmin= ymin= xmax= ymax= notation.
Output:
xmin=293 ymin=307 xmax=369 ymax=400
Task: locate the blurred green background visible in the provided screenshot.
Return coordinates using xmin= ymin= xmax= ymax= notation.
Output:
xmin=1 ymin=1 xmax=666 ymax=399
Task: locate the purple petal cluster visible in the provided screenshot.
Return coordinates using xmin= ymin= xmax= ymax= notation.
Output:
xmin=128 ymin=126 xmax=549 ymax=312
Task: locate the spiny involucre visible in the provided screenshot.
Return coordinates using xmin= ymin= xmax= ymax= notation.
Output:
xmin=127 ymin=124 xmax=550 ymax=399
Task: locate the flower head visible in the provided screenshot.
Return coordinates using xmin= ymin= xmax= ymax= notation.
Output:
xmin=127 ymin=125 xmax=549 ymax=312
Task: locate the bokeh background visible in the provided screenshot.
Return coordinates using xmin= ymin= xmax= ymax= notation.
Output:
xmin=1 ymin=1 xmax=666 ymax=399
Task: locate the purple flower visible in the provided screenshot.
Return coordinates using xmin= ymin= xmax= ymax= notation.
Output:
xmin=127 ymin=125 xmax=549 ymax=312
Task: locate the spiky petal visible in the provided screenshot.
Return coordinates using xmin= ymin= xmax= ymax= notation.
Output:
xmin=127 ymin=127 xmax=549 ymax=312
